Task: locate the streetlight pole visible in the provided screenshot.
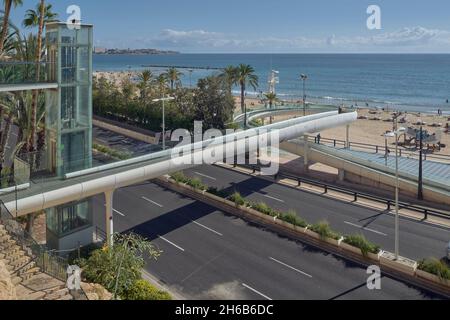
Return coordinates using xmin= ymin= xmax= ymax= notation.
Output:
xmin=301 ymin=74 xmax=308 ymax=116
xmin=152 ymin=96 xmax=175 ymax=150
xmin=418 ymin=126 xmax=424 ymax=200
xmin=394 ymin=116 xmax=400 ymax=260
xmin=385 ymin=116 xmax=405 ymax=261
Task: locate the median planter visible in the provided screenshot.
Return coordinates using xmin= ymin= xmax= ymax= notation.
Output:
xmin=416 ymin=269 xmax=450 ymax=288
xmin=158 ymin=174 xmax=450 ymax=297
xmin=380 ymin=251 xmax=417 ymax=276
xmin=339 ymin=242 xmax=381 ymax=261
xmin=304 ymin=228 xmax=320 ymax=240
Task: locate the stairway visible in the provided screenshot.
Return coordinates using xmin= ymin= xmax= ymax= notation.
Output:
xmin=0 ymin=224 xmax=73 ymax=300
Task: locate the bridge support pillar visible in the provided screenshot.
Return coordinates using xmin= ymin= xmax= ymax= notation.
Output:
xmin=303 ymin=135 xmax=309 ymax=173
xmin=338 ymin=168 xmax=345 ymax=182
xmin=346 ymin=125 xmax=350 ymax=149
xmin=105 ymin=190 xmax=114 ymax=247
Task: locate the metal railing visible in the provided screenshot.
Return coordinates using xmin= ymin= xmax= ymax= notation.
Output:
xmin=0 ymin=61 xmax=55 ymax=85
xmin=0 ymin=200 xmax=68 ymax=281
xmin=308 ymin=135 xmax=450 ymax=163
xmin=236 ymin=164 xmax=450 ymax=221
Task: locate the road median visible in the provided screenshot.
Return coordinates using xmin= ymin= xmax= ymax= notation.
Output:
xmin=154 ymin=174 xmax=450 ymax=298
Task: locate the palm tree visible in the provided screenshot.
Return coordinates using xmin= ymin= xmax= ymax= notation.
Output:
xmin=23 ymin=1 xmax=57 ymax=154
xmin=236 ymin=64 xmax=258 ymax=128
xmin=0 ymin=9 xmax=20 ymax=58
xmin=0 ymin=0 xmax=23 ymax=54
xmin=219 ymin=65 xmax=238 ymax=94
xmin=0 ymin=92 xmax=15 ymax=174
xmin=264 ymin=92 xmax=278 ymax=124
xmin=163 ymin=67 xmax=183 ymax=91
xmin=22 ymin=2 xmax=57 ymax=28
xmin=264 ymin=92 xmax=278 ymax=110
xmin=156 ymin=74 xmax=168 ymax=94
xmin=137 ymin=70 xmax=153 ymax=101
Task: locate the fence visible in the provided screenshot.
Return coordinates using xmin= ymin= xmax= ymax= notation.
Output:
xmin=308 ymin=135 xmax=450 ymax=163
xmin=0 ymin=200 xmax=68 ymax=282
xmin=237 ymin=164 xmax=450 ymax=221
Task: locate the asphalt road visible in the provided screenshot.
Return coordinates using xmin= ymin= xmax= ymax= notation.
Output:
xmin=92 ymin=180 xmax=443 ymax=300
xmin=182 ymin=165 xmax=450 ymax=261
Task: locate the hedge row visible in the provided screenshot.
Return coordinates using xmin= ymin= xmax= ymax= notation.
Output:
xmin=93 ymin=144 xmax=132 ymax=160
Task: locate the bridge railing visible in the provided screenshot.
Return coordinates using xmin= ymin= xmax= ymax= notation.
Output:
xmin=237 ymin=163 xmax=450 ymax=221
xmin=307 ymin=135 xmax=450 ymax=163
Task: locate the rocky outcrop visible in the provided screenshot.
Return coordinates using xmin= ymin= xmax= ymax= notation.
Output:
xmin=80 ymin=282 xmax=113 ymax=300
xmin=0 ymin=260 xmax=16 ymax=300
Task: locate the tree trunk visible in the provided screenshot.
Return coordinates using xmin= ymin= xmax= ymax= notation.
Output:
xmin=0 ymin=1 xmax=12 ymax=54
xmin=0 ymin=113 xmax=12 ymax=168
xmin=240 ymin=83 xmax=245 ymax=114
xmin=269 ymin=101 xmax=273 ymax=124
xmin=29 ymin=0 xmax=46 ymax=154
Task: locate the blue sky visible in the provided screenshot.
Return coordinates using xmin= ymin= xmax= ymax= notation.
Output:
xmin=10 ymin=0 xmax=450 ymax=53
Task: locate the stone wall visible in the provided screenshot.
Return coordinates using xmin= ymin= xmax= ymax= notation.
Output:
xmin=0 ymin=260 xmax=16 ymax=300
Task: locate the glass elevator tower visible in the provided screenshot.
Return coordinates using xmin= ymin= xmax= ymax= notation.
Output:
xmin=44 ymin=23 xmax=94 ymax=251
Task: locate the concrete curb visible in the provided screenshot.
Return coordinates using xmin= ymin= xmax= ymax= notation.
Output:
xmin=154 ymin=176 xmax=450 ymax=298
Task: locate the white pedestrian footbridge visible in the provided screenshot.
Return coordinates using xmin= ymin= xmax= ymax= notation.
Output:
xmin=0 ymin=111 xmax=357 ymax=244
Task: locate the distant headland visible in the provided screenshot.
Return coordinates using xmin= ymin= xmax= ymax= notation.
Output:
xmin=94 ymin=48 xmax=180 ymax=55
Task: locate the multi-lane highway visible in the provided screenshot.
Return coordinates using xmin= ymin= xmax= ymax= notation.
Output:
xmin=182 ymin=165 xmax=450 ymax=261
xmin=91 ymin=171 xmax=444 ymax=300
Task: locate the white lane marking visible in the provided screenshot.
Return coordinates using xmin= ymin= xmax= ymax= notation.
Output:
xmin=142 ymin=196 xmax=164 ymax=208
xmin=242 ymin=283 xmax=272 ymax=300
xmin=192 ymin=221 xmax=223 ymax=236
xmin=269 ymin=257 xmax=313 ymax=278
xmin=103 ymin=204 xmax=125 ymax=217
xmin=194 ymin=172 xmax=217 ymax=181
xmin=263 ymin=194 xmax=285 ymax=203
xmin=113 ymin=209 xmax=125 ymax=217
xmin=344 ymin=221 xmax=388 ymax=237
xmin=158 ymin=236 xmax=185 ymax=252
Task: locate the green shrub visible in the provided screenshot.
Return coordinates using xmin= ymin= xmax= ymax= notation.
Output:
xmin=230 ymin=192 xmax=246 ymax=207
xmin=122 ymin=280 xmax=172 ymax=300
xmin=251 ymin=202 xmax=270 ymax=215
xmin=80 ymin=233 xmax=161 ymax=299
xmin=68 ymin=243 xmax=102 ymax=265
xmin=280 ymin=210 xmax=308 ymax=228
xmin=93 ymin=144 xmax=131 ymax=160
xmin=343 ymin=234 xmax=380 ymax=257
xmin=188 ymin=177 xmax=207 ymax=191
xmin=418 ymin=258 xmax=450 ymax=281
xmin=171 ymin=172 xmax=188 ymax=184
xmin=310 ymin=221 xmax=340 ymax=240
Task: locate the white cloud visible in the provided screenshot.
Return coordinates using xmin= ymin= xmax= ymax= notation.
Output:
xmin=107 ymin=26 xmax=450 ymax=53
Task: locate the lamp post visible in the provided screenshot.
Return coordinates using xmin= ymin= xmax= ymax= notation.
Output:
xmin=152 ymin=96 xmax=175 ymax=150
xmin=385 ymin=117 xmax=406 ymax=260
xmin=300 ymin=74 xmax=308 ymax=116
xmin=418 ymin=126 xmax=424 ymax=200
